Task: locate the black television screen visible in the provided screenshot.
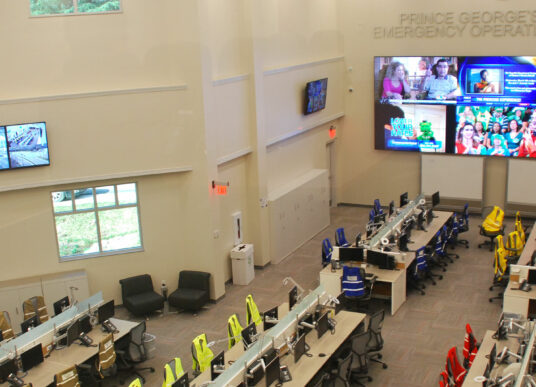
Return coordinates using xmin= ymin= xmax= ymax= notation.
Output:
xmin=5 ymin=122 xmax=50 ymax=169
xmin=374 ymin=56 xmax=536 ymax=159
xmin=0 ymin=128 xmax=8 ymax=170
xmin=304 ymin=78 xmax=328 ymax=115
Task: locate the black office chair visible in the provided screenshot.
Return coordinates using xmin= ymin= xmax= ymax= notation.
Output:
xmin=367 ymin=310 xmax=388 ymax=369
xmin=349 ymin=331 xmax=372 ymax=386
xmin=456 ymin=204 xmax=470 ymax=248
xmin=326 ymin=347 xmax=353 ymax=387
xmin=119 ymin=274 xmax=165 ymax=316
xmin=168 ymin=271 xmax=211 ymax=313
xmin=117 ymin=321 xmax=155 ymax=384
xmin=406 ymin=260 xmax=425 ymax=296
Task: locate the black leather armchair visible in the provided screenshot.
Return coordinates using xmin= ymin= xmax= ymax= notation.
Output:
xmin=119 ymin=274 xmax=164 ymax=316
xmin=168 ymin=271 xmax=211 ymax=312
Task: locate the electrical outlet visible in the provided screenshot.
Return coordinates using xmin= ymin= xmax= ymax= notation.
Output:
xmin=213 ymin=229 xmax=220 ymax=239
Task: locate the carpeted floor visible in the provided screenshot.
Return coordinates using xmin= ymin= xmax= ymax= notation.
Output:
xmin=109 ymin=206 xmax=512 ymax=386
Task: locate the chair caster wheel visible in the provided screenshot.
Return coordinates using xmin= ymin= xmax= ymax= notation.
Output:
xmin=382 ymin=364 xmax=388 ymax=369
xmin=368 ymin=377 xmax=373 ymax=381
xmin=439 ymin=276 xmax=443 ymax=280
xmin=377 ymin=354 xmax=382 ymax=359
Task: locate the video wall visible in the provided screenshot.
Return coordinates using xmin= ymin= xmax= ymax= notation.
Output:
xmin=374 ymin=56 xmax=536 ymax=158
xmin=0 ymin=122 xmax=50 ymax=170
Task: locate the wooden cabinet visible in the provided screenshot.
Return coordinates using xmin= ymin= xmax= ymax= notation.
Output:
xmin=0 ymin=270 xmax=89 ymax=334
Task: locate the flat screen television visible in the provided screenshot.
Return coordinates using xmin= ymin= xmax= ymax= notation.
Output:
xmin=3 ymin=122 xmax=50 ymax=169
xmin=374 ymin=56 xmax=536 ymax=159
xmin=304 ymin=78 xmax=328 ymax=115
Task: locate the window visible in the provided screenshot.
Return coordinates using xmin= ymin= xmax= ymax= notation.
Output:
xmin=52 ymin=183 xmax=143 ymax=260
xmin=30 ymin=0 xmax=121 ymax=16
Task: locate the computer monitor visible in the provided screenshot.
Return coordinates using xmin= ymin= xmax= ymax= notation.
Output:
xmin=338 ymin=247 xmax=364 ymax=262
xmin=388 ymin=200 xmax=395 ymax=217
xmin=263 ymin=306 xmax=278 ymax=331
xmin=482 ymin=363 xmax=490 ymax=385
xmin=0 ymin=330 xmax=3 ymax=342
xmin=374 ymin=213 xmax=386 ymax=224
xmin=531 ymin=250 xmax=536 ymax=266
xmin=417 ymin=210 xmax=426 ymax=230
xmin=171 ymin=372 xmax=189 ymax=387
xmin=489 ymin=343 xmax=496 ymax=371
xmin=397 ymin=232 xmax=409 ymax=252
xmin=529 ymin=269 xmax=536 ymax=285
xmin=0 ymin=359 xmax=18 ymax=383
xmin=241 ymin=322 xmax=258 ymax=348
xmin=432 ymin=191 xmax=440 ymax=207
xmin=210 ymin=351 xmax=225 ymax=381
xmin=20 ymin=315 xmax=40 ymax=333
xmin=79 ymin=314 xmax=92 ymax=335
xmin=53 ymin=296 xmax=70 ymax=316
xmin=20 ymin=343 xmax=44 ymax=372
xmin=367 ymin=250 xmax=394 ymax=270
xmin=294 ymin=334 xmax=307 ymax=363
xmin=289 ymin=286 xmax=298 ymax=309
xmin=246 ymin=359 xmax=265 ymax=386
xmin=355 ymin=232 xmax=362 ymax=246
xmin=316 ymin=312 xmax=329 ymax=339
xmin=98 ymin=300 xmax=115 ymax=324
xmin=298 ymin=313 xmax=314 ymax=335
xmin=66 ymin=319 xmax=81 ymax=347
xmin=263 ymin=349 xmax=279 ymax=387
xmin=400 ymin=192 xmax=408 ymax=207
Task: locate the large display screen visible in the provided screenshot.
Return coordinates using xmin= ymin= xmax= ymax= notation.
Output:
xmin=374 ymin=56 xmax=536 ymax=158
xmin=1 ymin=122 xmax=50 ymax=169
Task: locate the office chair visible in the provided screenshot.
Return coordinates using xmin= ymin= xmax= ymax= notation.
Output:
xmin=478 ymin=206 xmax=504 ymax=251
xmin=349 ymin=331 xmax=372 ymax=386
xmin=456 ymin=204 xmax=470 ymax=248
xmin=367 ymin=310 xmax=388 ymax=370
xmin=489 ymin=236 xmax=509 ymax=304
xmin=462 ymin=323 xmax=478 ymax=370
xmin=335 ymin=228 xmax=351 ymax=247
xmin=406 ymin=260 xmax=425 ymax=295
xmin=433 ymin=228 xmax=452 ymax=267
xmin=162 ymin=358 xmax=185 ymax=387
xmin=373 ymin=199 xmax=383 ymax=216
xmin=341 ymin=266 xmax=375 ymax=313
xmin=418 ymin=246 xmax=443 ymax=285
xmin=445 ymin=215 xmax=461 ymax=259
xmin=516 ymin=218 xmax=526 ymax=247
xmin=129 ymin=378 xmax=143 ymax=387
xmin=439 ymin=371 xmax=449 ymax=387
xmin=246 ymin=294 xmax=261 ymax=326
xmin=0 ymin=311 xmax=14 ymax=340
xmin=445 ymin=347 xmax=466 ymax=387
xmin=322 ymin=238 xmax=334 ymax=267
xmin=117 ymin=321 xmax=155 ymax=384
xmin=54 ymin=365 xmax=80 ymax=387
xmin=326 ymin=347 xmax=353 ymax=387
xmin=227 ymin=314 xmax=243 ymax=349
xmin=119 ymin=274 xmax=165 ymax=316
xmin=505 ymin=229 xmax=523 ymax=262
xmin=191 ymin=333 xmax=214 ymax=375
xmin=22 ymin=295 xmax=49 ymax=323
xmin=77 ymin=333 xmax=119 ymax=386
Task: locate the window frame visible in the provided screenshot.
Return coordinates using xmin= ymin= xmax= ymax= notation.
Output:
xmin=29 ymin=0 xmax=123 ymax=18
xmin=52 ymin=182 xmax=144 ymax=262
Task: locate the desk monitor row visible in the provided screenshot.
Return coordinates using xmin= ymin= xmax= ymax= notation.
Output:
xmin=0 ymin=342 xmax=44 ymax=382
xmin=336 ymin=248 xmax=395 ymax=270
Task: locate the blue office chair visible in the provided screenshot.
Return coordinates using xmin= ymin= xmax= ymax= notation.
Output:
xmin=341 ymin=266 xmax=375 ymax=313
xmin=446 ymin=217 xmax=460 ymax=259
xmin=456 ymin=204 xmax=470 ymax=248
xmin=335 ymin=228 xmax=351 ymax=247
xmin=373 ymin=199 xmax=383 ymax=216
xmin=416 ymin=246 xmax=443 ymax=285
xmin=322 ymin=238 xmax=333 ymax=267
xmin=369 ymin=209 xmax=376 ymax=222
xmin=434 ymin=227 xmax=452 ymax=266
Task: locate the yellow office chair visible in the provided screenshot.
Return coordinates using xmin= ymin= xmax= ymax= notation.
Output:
xmin=162 ymin=358 xmax=184 ymax=387
xmin=505 ymin=230 xmax=523 ymax=261
xmin=515 ymin=211 xmax=528 ymax=246
xmin=489 ymin=235 xmax=509 ymax=303
xmin=96 ymin=333 xmax=118 ymax=380
xmin=22 ymin=296 xmax=49 ymax=324
xmin=0 ymin=311 xmax=14 ymax=340
xmin=245 ymin=295 xmax=261 ymax=327
xmin=478 ymin=206 xmax=504 ymax=251
xmin=54 ymin=365 xmax=81 ymax=387
xmin=227 ymin=314 xmax=243 ymax=349
xmin=130 ymin=378 xmax=144 ymax=387
xmin=191 ymin=333 xmax=213 ymax=375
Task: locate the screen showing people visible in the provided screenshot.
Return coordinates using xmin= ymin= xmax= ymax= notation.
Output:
xmin=374 ymin=56 xmax=536 ymax=158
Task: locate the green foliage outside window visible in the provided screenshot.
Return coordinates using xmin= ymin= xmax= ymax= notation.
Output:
xmin=30 ymin=0 xmax=120 ymax=16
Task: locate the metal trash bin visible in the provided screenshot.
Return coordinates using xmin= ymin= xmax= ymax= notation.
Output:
xmin=230 ymin=244 xmax=254 ymax=285
xmin=143 ymin=332 xmax=156 ymax=359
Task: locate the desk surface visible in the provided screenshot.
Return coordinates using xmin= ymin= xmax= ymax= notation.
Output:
xmin=1 ymin=318 xmax=137 ymax=387
xmin=409 ymin=211 xmax=452 ymax=250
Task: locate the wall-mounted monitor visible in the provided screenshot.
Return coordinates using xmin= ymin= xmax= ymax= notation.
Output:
xmin=374 ymin=56 xmax=536 ymax=159
xmin=304 ymin=78 xmax=328 ymax=115
xmin=3 ymin=122 xmax=50 ymax=169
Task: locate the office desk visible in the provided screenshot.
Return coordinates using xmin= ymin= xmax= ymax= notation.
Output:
xmin=462 ymin=330 xmax=521 ymax=387
xmin=0 ymin=318 xmax=137 ymax=387
xmin=511 ymin=221 xmax=536 ymax=267
xmin=320 ymin=211 xmax=452 ymax=315
xmin=281 ymin=310 xmax=366 ymax=386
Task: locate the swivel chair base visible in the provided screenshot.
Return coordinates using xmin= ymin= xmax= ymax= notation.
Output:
xmin=369 ymin=353 xmax=388 ymax=369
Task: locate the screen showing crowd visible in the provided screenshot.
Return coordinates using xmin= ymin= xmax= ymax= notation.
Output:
xmin=374 ymin=56 xmax=536 ymax=158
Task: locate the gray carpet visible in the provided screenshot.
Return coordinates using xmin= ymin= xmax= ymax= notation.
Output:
xmin=109 ymin=206 xmax=510 ymax=386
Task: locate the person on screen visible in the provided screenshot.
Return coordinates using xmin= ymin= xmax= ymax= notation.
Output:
xmin=509 ymin=107 xmax=526 ymax=126
xmin=473 ymin=70 xmax=497 ymax=93
xmin=486 ymin=134 xmax=510 ymax=156
xmin=381 ymin=61 xmax=411 ymax=100
xmin=455 ymin=124 xmax=485 ymax=155
xmin=421 ymin=59 xmax=459 ymax=100
xmin=488 ymin=108 xmax=508 ymax=132
xmin=505 ymin=119 xmax=523 ymax=156
xmin=474 ymin=121 xmax=488 ymax=146
xmin=485 ymin=121 xmax=504 ymax=149
xmin=518 ymin=119 xmax=536 ymax=158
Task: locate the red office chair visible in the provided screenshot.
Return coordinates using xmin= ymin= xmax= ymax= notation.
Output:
xmin=462 ymin=324 xmax=478 ymax=370
xmin=445 ymin=347 xmax=466 ymax=387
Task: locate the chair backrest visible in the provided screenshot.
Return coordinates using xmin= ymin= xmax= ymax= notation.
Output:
xmin=178 ymin=271 xmax=211 ymax=291
xmin=335 ymin=228 xmax=349 ymax=247
xmin=162 ymin=358 xmax=184 ymax=387
xmin=350 ymin=331 xmax=370 ymax=373
xmin=373 ymin=199 xmax=383 ymax=215
xmin=446 ymin=347 xmax=466 ymax=387
xmin=434 ymin=229 xmax=444 ymax=254
xmin=246 ymin=295 xmax=261 ymax=326
xmin=415 ymin=247 xmax=428 ymax=273
xmin=54 ymin=365 xmax=80 ymax=387
xmin=22 ymin=296 xmax=49 ymax=323
xmin=462 ymin=324 xmax=478 ymax=370
xmin=127 ymin=321 xmax=147 ymax=362
xmin=130 ymin=378 xmax=144 ymax=387
xmin=0 ymin=311 xmax=14 ymax=340
xmin=506 ymin=230 xmax=523 ymax=257
xmin=439 ymin=371 xmax=449 ymax=387
xmin=341 ymin=265 xmax=364 ymax=297
xmin=119 ymin=274 xmax=154 ymax=297
xmin=334 ymin=350 xmax=352 ymax=386
xmin=368 ymin=310 xmax=385 ymax=352
xmin=494 ymin=235 xmax=508 ymax=278
xmin=322 ymin=238 xmax=333 ymax=266
xmin=462 ymin=203 xmax=469 ymax=228
xmin=482 ymin=206 xmax=504 ymax=232
xmin=227 ymin=314 xmax=243 ymax=349
xmin=97 ymin=333 xmax=117 ymax=376
xmin=516 ymin=219 xmax=526 ymax=246
xmin=191 ymin=333 xmax=214 ymax=374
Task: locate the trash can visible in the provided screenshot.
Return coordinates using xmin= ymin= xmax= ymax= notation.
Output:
xmin=143 ymin=332 xmax=157 ymax=359
xmin=230 ymin=244 xmax=255 ymax=285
